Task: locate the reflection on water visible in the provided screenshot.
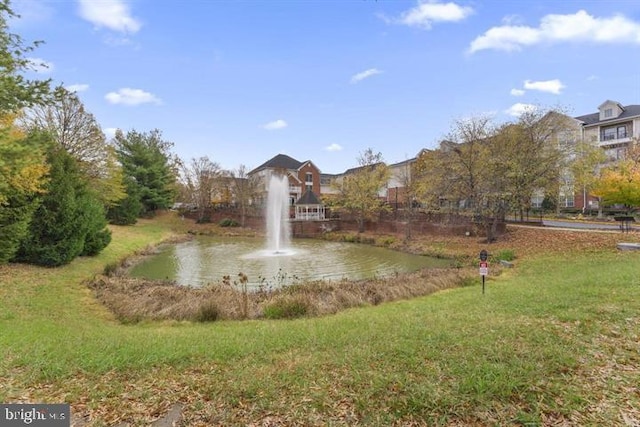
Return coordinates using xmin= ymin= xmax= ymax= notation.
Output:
xmin=128 ymin=236 xmax=452 ymax=288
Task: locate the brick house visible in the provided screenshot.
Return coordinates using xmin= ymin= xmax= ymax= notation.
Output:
xmin=248 ymin=154 xmax=325 ymax=220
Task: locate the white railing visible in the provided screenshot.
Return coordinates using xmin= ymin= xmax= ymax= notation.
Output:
xmin=295 ymin=212 xmax=325 ymax=220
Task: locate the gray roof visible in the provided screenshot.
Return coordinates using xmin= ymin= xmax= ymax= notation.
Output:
xmin=320 ymin=172 xmax=339 ymax=179
xmin=250 ymin=153 xmax=303 ymax=174
xmin=575 ymin=104 xmax=640 ymax=126
xmin=296 ymin=189 xmax=321 ymax=205
xmin=343 ymin=162 xmax=385 ymax=176
xmin=388 ymin=157 xmax=416 ymax=168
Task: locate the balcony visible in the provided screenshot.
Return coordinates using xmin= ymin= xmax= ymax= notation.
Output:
xmin=599 ymin=123 xmax=632 ymax=147
xmin=598 ymin=136 xmax=631 ymax=147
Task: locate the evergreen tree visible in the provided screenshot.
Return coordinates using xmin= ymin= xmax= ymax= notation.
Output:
xmin=112 ymin=129 xmax=177 ymax=217
xmin=81 ymin=196 xmax=112 ymax=256
xmin=0 ymin=190 xmax=40 ymax=263
xmin=0 ymin=0 xmax=54 ymax=263
xmin=0 ymin=126 xmax=49 ymax=264
xmin=16 ymin=147 xmax=111 ymax=266
xmin=106 ymin=175 xmax=142 ymax=225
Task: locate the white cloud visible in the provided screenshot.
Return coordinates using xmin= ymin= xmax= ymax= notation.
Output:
xmin=501 ymin=14 xmax=524 ymax=26
xmin=469 ymin=10 xmax=640 ymax=53
xmin=78 ymin=0 xmax=142 ymax=33
xmin=510 ymin=88 xmax=525 ymax=96
xmin=505 ymin=103 xmax=537 ymax=117
xmin=325 ymin=143 xmax=343 ymax=152
xmin=263 ymin=119 xmax=288 ymax=130
xmin=395 ymin=1 xmax=474 ymax=29
xmin=469 ymin=26 xmax=541 ymax=52
xmin=66 ymin=83 xmax=89 ymax=93
xmin=105 ymin=88 xmax=162 ymax=106
xmin=27 ymin=57 xmax=54 ymax=74
xmin=523 ymin=79 xmax=565 ymax=94
xmin=350 ymin=68 xmax=383 ymax=84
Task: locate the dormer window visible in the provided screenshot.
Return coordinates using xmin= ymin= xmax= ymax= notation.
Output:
xmin=598 ymin=101 xmax=624 ymax=120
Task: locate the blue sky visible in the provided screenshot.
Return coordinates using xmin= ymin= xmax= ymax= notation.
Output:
xmin=11 ymin=0 xmax=640 ymax=174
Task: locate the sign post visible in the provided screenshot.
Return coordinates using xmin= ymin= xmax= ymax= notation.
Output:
xmin=479 ymin=249 xmax=488 ymax=294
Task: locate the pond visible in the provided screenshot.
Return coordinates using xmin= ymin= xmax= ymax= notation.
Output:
xmin=128 ymin=236 xmax=453 ymax=289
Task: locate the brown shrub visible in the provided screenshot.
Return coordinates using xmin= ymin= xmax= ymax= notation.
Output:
xmin=89 ymin=267 xmax=472 ymax=323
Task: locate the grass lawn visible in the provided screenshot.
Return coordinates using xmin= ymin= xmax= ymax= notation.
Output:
xmin=1 ymin=215 xmax=639 ymax=426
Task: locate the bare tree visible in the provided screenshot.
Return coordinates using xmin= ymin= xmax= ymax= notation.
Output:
xmin=446 ymin=115 xmax=495 ymax=214
xmin=19 ymin=88 xmax=125 ymax=206
xmin=391 ymin=157 xmax=420 ymax=241
xmin=229 ymin=164 xmax=260 ymax=227
xmin=413 ymin=116 xmax=503 ymax=241
xmin=492 ymin=109 xmax=571 ymax=220
xmin=20 ymin=88 xmax=107 ymax=168
xmin=181 ymin=156 xmax=221 ymax=222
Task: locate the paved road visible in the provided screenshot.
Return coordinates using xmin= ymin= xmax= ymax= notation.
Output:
xmin=541 ymin=220 xmax=628 ymax=231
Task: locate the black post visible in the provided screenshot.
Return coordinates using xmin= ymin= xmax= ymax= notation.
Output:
xmin=480 ymin=249 xmax=488 ymax=295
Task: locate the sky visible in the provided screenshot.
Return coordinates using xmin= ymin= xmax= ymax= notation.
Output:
xmin=10 ymin=0 xmax=640 ymax=174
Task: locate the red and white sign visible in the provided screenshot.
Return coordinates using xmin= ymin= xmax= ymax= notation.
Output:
xmin=479 ymin=261 xmax=488 ymax=276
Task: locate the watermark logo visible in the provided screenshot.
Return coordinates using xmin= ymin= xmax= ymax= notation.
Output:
xmin=1 ymin=404 xmax=69 ymax=426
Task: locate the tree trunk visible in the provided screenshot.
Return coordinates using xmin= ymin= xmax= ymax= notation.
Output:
xmin=597 ymin=197 xmax=603 ymax=218
xmin=240 ymin=203 xmax=246 ymax=227
xmin=404 ymin=206 xmax=414 ymax=241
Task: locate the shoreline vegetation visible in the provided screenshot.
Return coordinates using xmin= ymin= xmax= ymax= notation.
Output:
xmin=90 ymin=268 xmax=473 ymax=323
xmin=93 ymin=214 xmax=474 ymax=322
xmin=2 ymin=211 xmax=640 ymax=425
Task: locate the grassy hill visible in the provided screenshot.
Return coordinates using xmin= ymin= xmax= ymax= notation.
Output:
xmin=1 ymin=214 xmax=639 ymax=426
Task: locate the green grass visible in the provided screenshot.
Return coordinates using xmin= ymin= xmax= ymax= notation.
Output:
xmin=1 ymin=217 xmax=639 ymax=425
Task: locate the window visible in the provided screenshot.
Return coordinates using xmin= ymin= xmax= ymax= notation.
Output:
xmin=604 ymin=108 xmax=613 ymax=118
xmin=560 ymin=195 xmax=575 ymax=208
xmin=305 ymin=172 xmax=313 ymax=184
xmin=601 ymin=125 xmax=629 ymax=141
xmin=602 ymin=127 xmax=616 ymax=141
xmin=617 ymin=126 xmax=627 ymax=139
xmin=531 ymin=194 xmax=544 ymax=209
xmin=559 ymin=184 xmax=574 ymax=208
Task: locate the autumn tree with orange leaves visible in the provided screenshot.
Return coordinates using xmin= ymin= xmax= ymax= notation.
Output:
xmin=0 ymin=2 xmax=54 ymax=263
xmin=592 ymin=139 xmax=640 ymax=212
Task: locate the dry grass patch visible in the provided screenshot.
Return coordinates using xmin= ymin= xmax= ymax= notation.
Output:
xmin=89 ymin=268 xmax=472 ymax=322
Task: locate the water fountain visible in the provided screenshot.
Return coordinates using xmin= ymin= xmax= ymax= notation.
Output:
xmin=128 ymin=174 xmax=453 ymax=287
xmin=265 ymin=174 xmax=293 ymax=255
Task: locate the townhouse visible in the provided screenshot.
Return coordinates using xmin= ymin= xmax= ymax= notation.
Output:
xmin=575 ymin=100 xmax=640 ymax=162
xmin=245 ymin=100 xmax=640 ymax=221
xmin=248 ymin=154 xmax=325 ymax=220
